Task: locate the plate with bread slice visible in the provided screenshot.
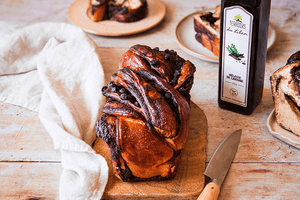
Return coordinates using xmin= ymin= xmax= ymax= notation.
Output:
xmin=68 ymin=0 xmax=166 ymax=36
xmin=268 ymin=51 xmax=300 ymax=149
xmin=175 ymin=6 xmax=276 ymax=63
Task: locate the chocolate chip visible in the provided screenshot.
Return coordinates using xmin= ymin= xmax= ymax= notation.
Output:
xmin=119 ymin=88 xmax=126 ymax=93
xmin=111 ymin=86 xmax=117 ymax=93
xmin=102 ymin=86 xmax=108 ymax=93
xmin=108 ymin=81 xmax=115 ymax=87
xmin=119 ymin=7 xmax=128 ymax=14
xmin=134 ymin=101 xmax=140 ymax=107
xmin=164 ymin=55 xmax=170 ymax=61
xmin=170 ymin=49 xmax=177 ymax=55
xmin=120 ymin=93 xmax=128 ymax=100
xmin=150 ymin=59 xmax=159 ymax=67
xmin=164 ymin=49 xmax=170 ymax=53
xmin=165 ymin=92 xmax=172 ymax=99
xmin=153 ymin=47 xmax=159 ymax=52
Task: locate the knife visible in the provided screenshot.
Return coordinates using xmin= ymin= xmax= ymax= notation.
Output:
xmin=197 ymin=129 xmax=242 ymax=200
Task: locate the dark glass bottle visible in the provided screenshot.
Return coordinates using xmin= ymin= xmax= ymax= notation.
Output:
xmin=218 ymin=0 xmax=271 ymax=115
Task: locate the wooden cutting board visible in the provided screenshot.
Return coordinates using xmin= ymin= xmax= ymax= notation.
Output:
xmin=93 ymin=102 xmax=207 ymax=200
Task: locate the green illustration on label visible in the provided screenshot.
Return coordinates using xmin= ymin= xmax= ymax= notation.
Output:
xmin=226 ymin=43 xmax=245 ymax=64
xmin=234 ymin=14 xmax=242 ymax=23
xmin=221 ymin=6 xmax=253 ymax=107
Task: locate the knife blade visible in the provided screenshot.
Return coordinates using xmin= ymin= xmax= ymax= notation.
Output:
xmin=197 ymin=129 xmax=242 ymax=200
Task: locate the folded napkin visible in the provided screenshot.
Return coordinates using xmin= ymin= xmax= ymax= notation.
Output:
xmin=0 ymin=22 xmax=108 ymax=199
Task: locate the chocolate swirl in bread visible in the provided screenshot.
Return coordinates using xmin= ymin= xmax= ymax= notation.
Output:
xmin=96 ymin=45 xmax=196 ymax=181
xmin=89 ymin=0 xmax=148 ymax=22
xmin=270 ymin=50 xmax=300 ymax=137
xmin=194 ymin=5 xmax=221 ymax=56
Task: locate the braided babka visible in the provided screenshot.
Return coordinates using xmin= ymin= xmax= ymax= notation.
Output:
xmin=96 ymin=44 xmax=196 ymax=181
xmin=270 ymin=50 xmax=300 ymax=137
xmin=88 ymin=0 xmax=148 ymax=22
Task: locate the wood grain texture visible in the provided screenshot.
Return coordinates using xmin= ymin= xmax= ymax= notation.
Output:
xmin=0 ymin=162 xmax=62 ymax=200
xmin=93 ymin=102 xmax=208 ymax=199
xmin=219 ymin=163 xmax=300 ymax=200
xmin=0 ymin=162 xmax=299 ymax=200
xmin=0 ymin=103 xmax=61 ymax=162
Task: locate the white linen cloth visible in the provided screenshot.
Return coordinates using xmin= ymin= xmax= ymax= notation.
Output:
xmin=0 ymin=22 xmax=108 ymax=199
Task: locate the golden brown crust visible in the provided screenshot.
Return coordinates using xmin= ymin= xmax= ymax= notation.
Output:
xmin=96 ymin=45 xmax=196 ymax=181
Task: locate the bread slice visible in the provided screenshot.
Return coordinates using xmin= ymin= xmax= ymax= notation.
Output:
xmin=88 ymin=0 xmax=148 ymax=22
xmin=270 ymin=60 xmax=300 ymax=137
xmin=193 ymin=5 xmax=220 ymax=56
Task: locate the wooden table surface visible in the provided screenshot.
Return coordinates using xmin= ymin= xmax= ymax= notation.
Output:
xmin=1 ymin=0 xmax=300 ymax=199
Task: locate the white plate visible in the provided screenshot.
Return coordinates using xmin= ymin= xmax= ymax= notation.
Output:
xmin=175 ymin=11 xmax=276 ymax=63
xmin=68 ymin=0 xmax=166 ymax=36
xmin=267 ymin=109 xmax=300 ymax=149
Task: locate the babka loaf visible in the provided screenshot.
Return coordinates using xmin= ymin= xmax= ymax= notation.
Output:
xmin=88 ymin=0 xmax=148 ymax=22
xmin=194 ymin=5 xmax=221 ymax=56
xmin=96 ymin=44 xmax=196 ymax=181
xmin=270 ymin=50 xmax=300 ymax=137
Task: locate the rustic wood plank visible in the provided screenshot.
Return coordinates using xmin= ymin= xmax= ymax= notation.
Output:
xmin=219 ymin=163 xmax=300 ymax=200
xmin=1 ymin=162 xmax=299 ymax=200
xmin=0 ymin=162 xmax=62 ymax=200
xmin=0 ymin=103 xmax=61 ymax=162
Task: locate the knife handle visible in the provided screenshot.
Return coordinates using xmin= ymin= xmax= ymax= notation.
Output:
xmin=197 ymin=182 xmax=220 ymax=200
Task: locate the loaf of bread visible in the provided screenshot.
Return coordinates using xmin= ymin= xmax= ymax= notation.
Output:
xmin=193 ymin=5 xmax=221 ymax=56
xmin=88 ymin=0 xmax=148 ymax=22
xmin=270 ymin=50 xmax=300 ymax=137
xmin=96 ymin=44 xmax=196 ymax=181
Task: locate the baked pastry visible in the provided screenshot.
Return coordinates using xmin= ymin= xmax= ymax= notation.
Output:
xmin=88 ymin=0 xmax=108 ymax=22
xmin=96 ymin=44 xmax=196 ymax=181
xmin=88 ymin=0 xmax=148 ymax=22
xmin=286 ymin=50 xmax=300 ymax=65
xmin=270 ymin=50 xmax=300 ymax=137
xmin=107 ymin=0 xmax=148 ymax=22
xmin=194 ymin=5 xmax=221 ymax=56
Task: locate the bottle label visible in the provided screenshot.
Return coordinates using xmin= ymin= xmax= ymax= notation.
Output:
xmin=220 ymin=6 xmax=253 ymax=107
